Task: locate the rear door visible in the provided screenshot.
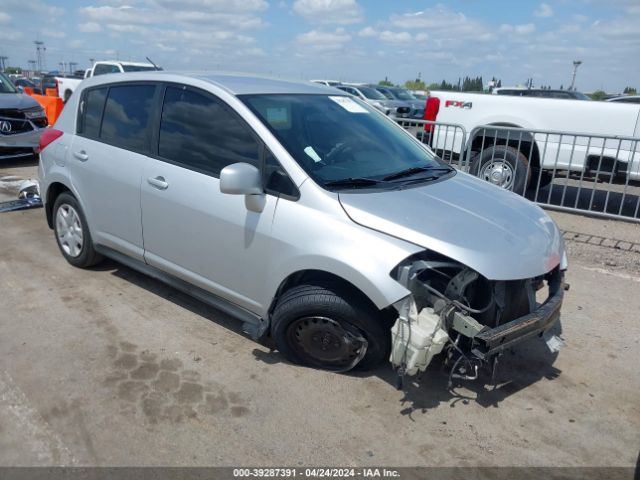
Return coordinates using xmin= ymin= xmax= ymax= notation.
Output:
xmin=69 ymin=83 xmax=158 ymax=261
xmin=140 ymin=84 xmax=278 ymax=315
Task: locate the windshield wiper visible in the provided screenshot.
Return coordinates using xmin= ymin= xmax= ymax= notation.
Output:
xmin=383 ymin=166 xmax=452 ymax=181
xmin=323 ymin=177 xmax=383 ymax=188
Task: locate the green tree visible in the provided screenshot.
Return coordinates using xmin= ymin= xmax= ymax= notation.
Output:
xmin=590 ymin=90 xmax=607 ymax=101
xmin=623 ymin=86 xmax=637 ymax=95
xmin=4 ymin=66 xmax=22 ymax=74
xmin=404 ymin=78 xmax=426 ymax=90
xmin=378 ymin=77 xmax=394 ymax=87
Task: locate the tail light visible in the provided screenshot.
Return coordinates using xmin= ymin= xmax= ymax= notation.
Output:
xmin=423 ymin=96 xmax=440 ymax=132
xmin=38 ymin=128 xmax=63 ymax=152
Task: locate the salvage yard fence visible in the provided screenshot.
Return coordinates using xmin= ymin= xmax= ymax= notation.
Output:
xmin=394 ymin=118 xmax=640 ymax=223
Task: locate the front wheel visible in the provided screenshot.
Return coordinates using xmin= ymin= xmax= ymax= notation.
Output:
xmin=271 ymin=284 xmax=390 ymax=372
xmin=470 ymin=145 xmax=531 ymax=193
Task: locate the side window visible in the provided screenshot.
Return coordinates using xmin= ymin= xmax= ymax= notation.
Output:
xmin=93 ymin=64 xmax=119 ymax=76
xmin=158 ymin=86 xmax=260 ymax=176
xmin=100 ymin=84 xmax=156 ymax=151
xmin=79 ymin=87 xmax=107 ymax=137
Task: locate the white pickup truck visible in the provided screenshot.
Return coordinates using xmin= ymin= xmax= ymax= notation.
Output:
xmin=420 ymin=91 xmax=640 ymax=191
xmin=46 ymin=61 xmax=160 ymax=102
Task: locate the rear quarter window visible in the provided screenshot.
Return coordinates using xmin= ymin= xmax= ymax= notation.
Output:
xmin=78 ymin=87 xmax=107 ymax=137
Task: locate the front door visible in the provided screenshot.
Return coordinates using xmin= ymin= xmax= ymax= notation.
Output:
xmin=140 ymin=85 xmax=277 ymax=315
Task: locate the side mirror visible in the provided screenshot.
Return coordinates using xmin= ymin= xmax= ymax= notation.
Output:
xmin=220 ymin=162 xmax=263 ymax=195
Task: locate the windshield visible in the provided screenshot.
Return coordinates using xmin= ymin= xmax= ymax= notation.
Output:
xmin=0 ymin=73 xmax=18 ymax=94
xmin=357 ymin=87 xmax=387 ymax=100
xmin=241 ymin=94 xmax=451 ymax=191
xmin=390 ymin=88 xmax=416 ymax=100
xmin=122 ymin=65 xmax=161 ymax=72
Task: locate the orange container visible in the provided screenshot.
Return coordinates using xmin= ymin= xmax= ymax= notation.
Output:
xmin=45 ymin=88 xmax=58 ymax=97
xmin=24 ymin=87 xmax=35 ymax=96
xmin=30 ymin=94 xmax=65 ymax=125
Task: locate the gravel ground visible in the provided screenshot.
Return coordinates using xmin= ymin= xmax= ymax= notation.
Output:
xmin=0 ymin=159 xmax=638 ymax=470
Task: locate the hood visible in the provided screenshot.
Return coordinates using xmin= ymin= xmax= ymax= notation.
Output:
xmin=0 ymin=93 xmax=41 ymax=111
xmin=338 ymin=172 xmax=563 ymax=280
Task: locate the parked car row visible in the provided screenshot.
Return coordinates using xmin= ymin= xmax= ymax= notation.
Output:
xmin=311 ymin=80 xmax=425 ymax=119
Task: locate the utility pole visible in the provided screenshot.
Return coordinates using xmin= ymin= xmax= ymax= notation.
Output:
xmin=34 ymin=40 xmax=46 ymax=72
xmin=69 ymin=62 xmax=78 ymax=74
xmin=0 ymin=56 xmax=7 ymax=72
xmin=569 ymin=60 xmax=582 ymax=91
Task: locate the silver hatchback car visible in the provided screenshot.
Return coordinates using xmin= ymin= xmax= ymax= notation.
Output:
xmin=39 ymin=72 xmax=567 ymax=382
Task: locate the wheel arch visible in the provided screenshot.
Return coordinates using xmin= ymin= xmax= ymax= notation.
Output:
xmin=469 ymin=122 xmax=541 ymax=172
xmin=267 ymin=268 xmax=403 ymax=322
xmin=45 ymin=181 xmax=72 ymax=228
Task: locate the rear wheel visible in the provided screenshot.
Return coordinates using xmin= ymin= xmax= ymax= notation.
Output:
xmin=271 ymin=283 xmax=390 ymax=372
xmin=471 ymin=145 xmax=531 ymax=193
xmin=53 ymin=193 xmax=102 ymax=268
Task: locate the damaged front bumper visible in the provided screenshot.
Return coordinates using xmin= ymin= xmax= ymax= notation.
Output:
xmin=389 ymin=252 xmax=566 ymax=381
xmin=471 ymin=281 xmax=563 ymax=360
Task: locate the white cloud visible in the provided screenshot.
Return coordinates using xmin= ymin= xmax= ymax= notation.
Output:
xmin=152 ymin=0 xmax=267 ymax=13
xmin=499 ymin=23 xmax=536 ymax=35
xmin=358 ymin=26 xmax=377 ymax=37
xmin=293 ymin=0 xmax=362 ymax=25
xmin=78 ymin=22 xmax=102 ymax=33
xmin=534 ymin=3 xmax=553 ymax=18
xmin=296 ymin=28 xmax=351 ymax=51
xmin=379 ymin=31 xmax=412 ymax=44
xmin=415 ymin=33 xmax=428 ymax=42
xmin=0 ymin=12 xmax=11 ymax=24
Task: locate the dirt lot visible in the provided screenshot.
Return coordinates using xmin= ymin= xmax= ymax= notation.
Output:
xmin=1 ymin=159 xmax=639 ymax=468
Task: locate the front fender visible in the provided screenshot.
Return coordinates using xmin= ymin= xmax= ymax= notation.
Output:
xmin=263 ymin=195 xmax=422 ymax=313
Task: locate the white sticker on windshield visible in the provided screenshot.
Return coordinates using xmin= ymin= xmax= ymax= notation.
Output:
xmin=304 ymin=146 xmax=322 ymax=163
xmin=329 ymin=96 xmax=369 ymax=113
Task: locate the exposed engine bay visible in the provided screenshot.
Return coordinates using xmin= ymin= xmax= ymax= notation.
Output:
xmin=389 ymin=251 xmax=566 ymax=387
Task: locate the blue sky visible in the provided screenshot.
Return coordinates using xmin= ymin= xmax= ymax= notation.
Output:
xmin=1 ymin=0 xmax=639 ymax=92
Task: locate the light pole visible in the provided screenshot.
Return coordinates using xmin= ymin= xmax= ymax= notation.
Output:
xmin=569 ymin=60 xmax=582 ymax=91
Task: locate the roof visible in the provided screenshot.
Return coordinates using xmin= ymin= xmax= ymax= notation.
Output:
xmin=194 ymin=73 xmax=339 ymax=95
xmin=81 ymin=71 xmax=341 ymax=96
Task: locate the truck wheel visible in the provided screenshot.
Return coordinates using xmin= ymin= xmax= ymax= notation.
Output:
xmin=271 ymin=283 xmax=390 ymax=372
xmin=471 ymin=145 xmax=531 ymax=193
xmin=53 ymin=193 xmax=103 ymax=268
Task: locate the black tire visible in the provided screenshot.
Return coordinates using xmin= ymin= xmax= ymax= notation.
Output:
xmin=53 ymin=192 xmax=103 ymax=268
xmin=271 ymin=283 xmax=390 ymax=372
xmin=470 ymin=145 xmax=531 ymax=193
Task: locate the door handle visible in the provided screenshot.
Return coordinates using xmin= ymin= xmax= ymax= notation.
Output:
xmin=73 ymin=150 xmax=88 ymax=161
xmin=147 ymin=176 xmax=169 ymax=190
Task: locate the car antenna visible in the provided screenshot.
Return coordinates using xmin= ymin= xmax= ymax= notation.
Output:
xmin=145 ymin=57 xmax=160 ymax=70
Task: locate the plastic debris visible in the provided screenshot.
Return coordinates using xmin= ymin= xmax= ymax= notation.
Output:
xmin=0 ymin=179 xmax=43 ymax=212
